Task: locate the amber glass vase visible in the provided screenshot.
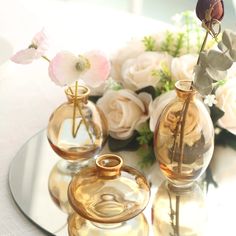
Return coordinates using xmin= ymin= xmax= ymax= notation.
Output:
xmin=47 ymin=85 xmax=108 ymax=213
xmin=68 ymin=154 xmax=150 ymax=235
xmin=154 ymin=80 xmax=214 ymax=187
xmin=47 ymin=85 xmax=107 ymax=161
xmin=152 ymin=181 xmax=207 ymax=236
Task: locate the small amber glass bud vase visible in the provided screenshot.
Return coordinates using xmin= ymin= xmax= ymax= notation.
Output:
xmin=47 ymin=85 xmax=108 ymax=161
xmin=68 ymin=154 xmax=150 ymax=224
xmin=154 ymin=80 xmax=214 ymax=188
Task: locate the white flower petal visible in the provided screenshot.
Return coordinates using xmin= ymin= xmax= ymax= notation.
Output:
xmin=11 ymin=48 xmax=38 ymax=64
xmin=48 ymin=51 xmax=80 ymax=86
xmin=80 ymin=51 xmax=110 ymax=87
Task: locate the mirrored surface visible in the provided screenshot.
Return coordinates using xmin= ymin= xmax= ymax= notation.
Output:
xmin=9 ymin=129 xmax=233 ymax=236
xmin=8 ymin=130 xmax=154 ymax=236
xmin=9 ymin=130 xmax=69 ymax=235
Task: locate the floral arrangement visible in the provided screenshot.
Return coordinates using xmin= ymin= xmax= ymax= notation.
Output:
xmin=11 ymin=0 xmax=236 ymax=172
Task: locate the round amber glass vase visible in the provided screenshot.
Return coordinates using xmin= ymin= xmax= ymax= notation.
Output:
xmin=47 ymin=85 xmax=108 ymax=212
xmin=154 ymin=80 xmax=214 ymax=187
xmin=68 ymin=154 xmax=150 ymax=225
xmin=47 ymin=85 xmax=108 ymax=161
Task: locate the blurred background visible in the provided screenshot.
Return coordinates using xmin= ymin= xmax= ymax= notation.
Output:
xmin=19 ymin=0 xmax=236 ymax=30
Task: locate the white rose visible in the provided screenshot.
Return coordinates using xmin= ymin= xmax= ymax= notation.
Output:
xmin=171 ymin=54 xmax=197 ymax=81
xmin=215 ymin=78 xmax=236 ymax=135
xmin=121 ymin=51 xmax=172 ymax=90
xmin=97 ymin=89 xmax=152 ymax=140
xmin=111 ymin=39 xmax=145 ymax=82
xmin=149 ymin=91 xmax=176 ymax=132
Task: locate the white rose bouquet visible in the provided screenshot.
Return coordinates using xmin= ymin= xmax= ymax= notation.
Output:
xmin=90 ymin=10 xmax=236 ymax=171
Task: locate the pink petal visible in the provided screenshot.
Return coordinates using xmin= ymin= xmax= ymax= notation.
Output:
xmin=81 ymin=51 xmax=110 ymax=87
xmin=32 ymin=28 xmax=49 ymax=56
xmin=48 ymin=51 xmax=80 ymax=86
xmin=11 ymin=48 xmax=38 ymax=64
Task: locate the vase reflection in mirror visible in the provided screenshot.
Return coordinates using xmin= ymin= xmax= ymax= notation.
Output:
xmin=152 ymin=181 xmax=207 ymax=236
xmin=67 ymin=154 xmax=150 ymax=236
xmin=47 ymin=84 xmax=108 ymax=213
xmin=154 ymin=80 xmax=214 ymax=189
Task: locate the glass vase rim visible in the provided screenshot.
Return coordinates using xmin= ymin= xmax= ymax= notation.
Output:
xmin=65 ymin=85 xmax=90 ymax=102
xmin=96 ymin=154 xmax=123 ymax=178
xmin=175 ymin=80 xmax=197 ymax=94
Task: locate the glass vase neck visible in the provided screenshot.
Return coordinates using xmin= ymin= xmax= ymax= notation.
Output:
xmin=175 ymin=80 xmax=196 ymax=100
xmin=65 ymin=85 xmax=90 ymax=103
xmin=96 ymin=154 xmax=123 ymax=179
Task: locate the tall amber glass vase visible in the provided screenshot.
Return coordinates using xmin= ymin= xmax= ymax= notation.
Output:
xmin=47 ymin=84 xmax=108 ymax=213
xmin=154 ymin=80 xmax=214 ymax=188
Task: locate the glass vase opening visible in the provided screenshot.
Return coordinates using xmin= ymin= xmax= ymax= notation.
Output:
xmin=47 ymin=85 xmax=108 ymax=161
xmin=154 ymin=80 xmax=214 ymax=188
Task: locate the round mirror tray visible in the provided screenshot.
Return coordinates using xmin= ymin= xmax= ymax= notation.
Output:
xmin=8 ymin=129 xmax=229 ymax=236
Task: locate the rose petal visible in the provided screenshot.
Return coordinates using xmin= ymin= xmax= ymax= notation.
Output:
xmin=11 ymin=48 xmax=38 ymax=64
xmin=80 ymin=50 xmax=110 ymax=87
xmin=48 ymin=51 xmax=80 ymax=86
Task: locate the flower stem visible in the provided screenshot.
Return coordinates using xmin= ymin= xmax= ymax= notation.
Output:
xmin=42 ymin=55 xmax=50 ymax=62
xmin=70 ymin=83 xmax=94 ymax=144
xmin=72 ymin=82 xmax=78 ymax=138
xmin=197 ymin=31 xmax=209 ymax=65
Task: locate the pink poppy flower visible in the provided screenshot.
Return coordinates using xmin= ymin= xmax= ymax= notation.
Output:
xmin=11 ymin=29 xmax=48 ymax=64
xmin=48 ymin=50 xmax=110 ymax=87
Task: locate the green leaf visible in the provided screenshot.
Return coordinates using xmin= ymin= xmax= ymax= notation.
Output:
xmin=142 ymin=36 xmax=156 ymax=51
xmin=108 ymin=131 xmax=140 ymax=152
xmin=136 ymin=86 xmax=156 ymax=99
xmin=210 ymin=105 xmax=225 ymax=124
xmin=215 ymin=129 xmax=236 ymax=150
xmin=206 ymin=67 xmax=227 ymax=81
xmin=194 ymin=65 xmax=213 ymax=95
xmin=137 ymin=144 xmax=156 ymax=169
xmin=207 ymin=50 xmax=233 ymax=71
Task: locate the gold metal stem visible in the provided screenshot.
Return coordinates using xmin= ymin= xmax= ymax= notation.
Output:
xmin=178 ymin=94 xmax=191 ymax=174
xmin=69 ymin=83 xmax=94 ymax=143
xmin=72 ymin=82 xmax=79 ymax=138
xmin=197 ymin=31 xmax=209 ymax=65
xmin=175 ymin=196 xmax=180 ymax=236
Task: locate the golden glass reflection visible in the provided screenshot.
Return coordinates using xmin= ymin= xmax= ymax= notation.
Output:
xmin=47 ymin=85 xmax=108 ymax=161
xmin=68 ymin=154 xmax=150 ymax=223
xmin=48 ymin=159 xmax=90 ymax=214
xmin=154 ymin=81 xmax=214 ymax=187
xmin=152 ymin=181 xmax=207 ymax=236
xmin=68 ymin=212 xmax=149 ymax=236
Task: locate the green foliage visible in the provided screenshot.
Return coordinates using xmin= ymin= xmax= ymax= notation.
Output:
xmin=137 ymin=144 xmax=156 ymax=169
xmin=142 ymin=36 xmax=156 ymax=51
xmin=136 ymin=123 xmax=156 ymax=168
xmin=160 ymin=31 xmax=175 ymax=55
xmin=137 ymin=123 xmax=153 ymax=145
xmin=152 ymin=64 xmax=175 ymax=96
xmin=173 ymin=32 xmax=185 ymax=57
xmin=108 ymin=79 xmax=123 ymax=91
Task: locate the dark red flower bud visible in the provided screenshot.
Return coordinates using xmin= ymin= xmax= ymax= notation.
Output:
xmin=196 ymin=0 xmax=224 ymax=24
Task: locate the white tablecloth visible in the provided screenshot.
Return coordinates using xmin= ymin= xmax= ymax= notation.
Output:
xmin=1 ymin=1 xmax=236 ymax=235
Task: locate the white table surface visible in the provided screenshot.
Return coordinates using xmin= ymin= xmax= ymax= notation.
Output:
xmin=1 ymin=1 xmax=236 ymax=235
